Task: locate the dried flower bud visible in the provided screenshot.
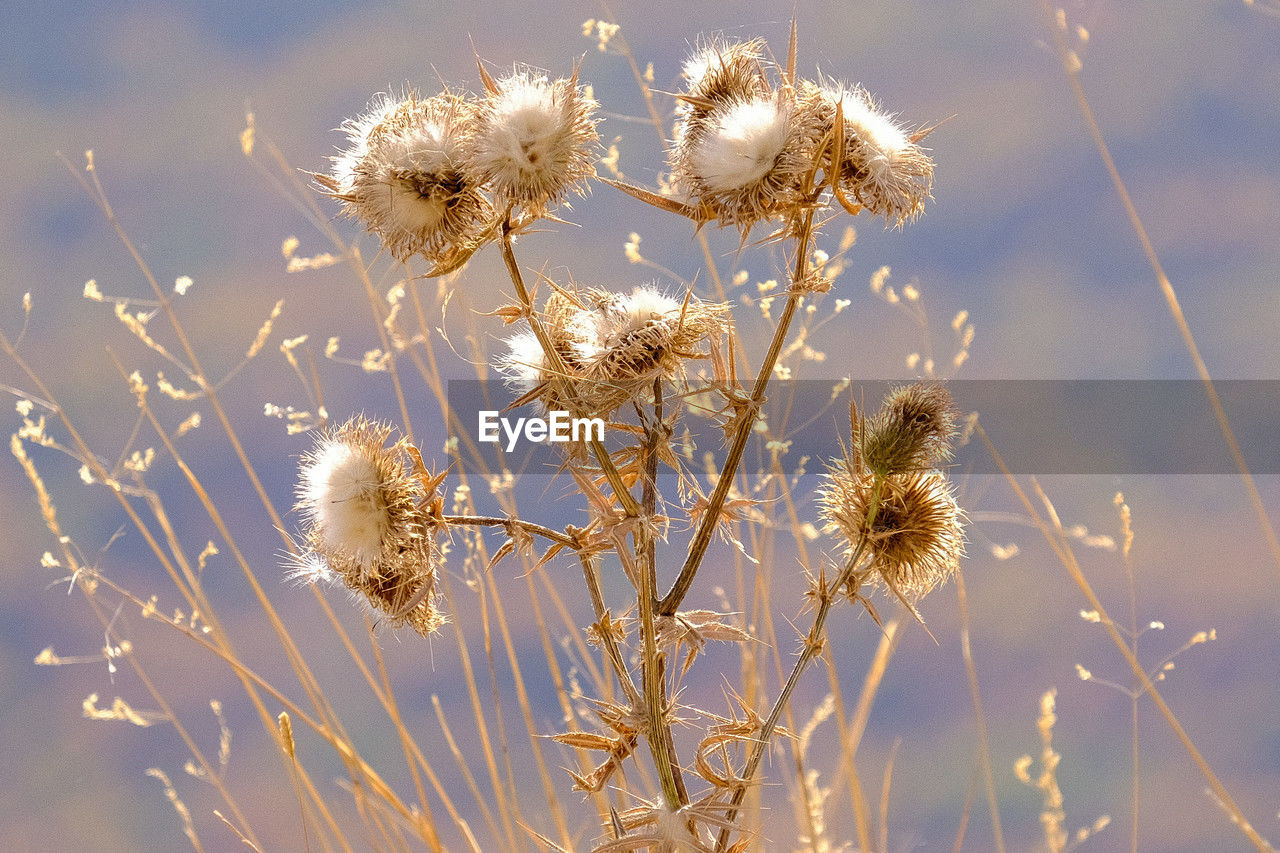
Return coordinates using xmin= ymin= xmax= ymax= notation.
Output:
xmin=859 ymin=382 xmax=957 ymax=475
xmin=819 ymin=462 xmax=963 ymax=600
xmin=295 ymin=418 xmax=443 ymax=635
xmin=804 ymin=81 xmax=934 ymax=227
xmin=467 ymin=68 xmax=600 ymax=210
xmin=318 ymin=91 xmax=492 ymax=263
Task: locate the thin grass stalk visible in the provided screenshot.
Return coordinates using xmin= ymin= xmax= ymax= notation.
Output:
xmin=978 ymin=424 xmax=1276 ymax=852
xmin=368 ymin=626 xmax=442 ymax=851
xmin=480 ymin=554 xmax=576 ymax=849
xmin=954 ymin=567 xmax=1007 ymax=853
xmin=1036 ymin=0 xmax=1280 ymax=585
xmin=431 ymin=695 xmax=508 ymax=846
xmin=435 ymin=551 xmax=522 ymax=849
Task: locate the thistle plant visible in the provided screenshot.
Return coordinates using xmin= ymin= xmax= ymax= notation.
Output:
xmin=288 ymin=27 xmax=962 ymax=851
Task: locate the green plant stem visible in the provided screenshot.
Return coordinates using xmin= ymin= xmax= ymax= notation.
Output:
xmin=659 ymin=208 xmax=818 ymax=616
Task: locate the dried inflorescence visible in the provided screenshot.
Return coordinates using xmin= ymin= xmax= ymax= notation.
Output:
xmin=819 ymin=461 xmax=963 ymax=600
xmin=467 ymin=67 xmax=601 ymax=210
xmin=495 ymin=283 xmax=730 ymax=420
xmin=317 ymin=65 xmax=599 ymax=266
xmin=668 ymin=40 xmax=936 ymax=232
xmin=316 ymin=90 xmax=491 ymax=264
xmin=819 ymin=383 xmax=964 ymax=601
xmin=672 ymin=42 xmax=818 ymax=231
xmin=858 ymin=381 xmax=958 ymax=474
xmin=802 ymin=81 xmax=935 ymax=227
xmin=295 ymin=418 xmax=444 ymax=636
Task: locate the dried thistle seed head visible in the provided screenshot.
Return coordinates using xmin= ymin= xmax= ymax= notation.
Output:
xmin=467 ymin=68 xmax=600 ymax=210
xmin=805 ymin=81 xmax=934 ymax=227
xmin=295 ymin=417 xmax=443 ymax=636
xmin=819 ymin=462 xmax=963 ymax=600
xmin=319 ymin=91 xmax=492 ymax=263
xmin=494 ymin=290 xmax=598 ymax=411
xmin=581 ymin=285 xmax=731 ymax=393
xmin=860 ymin=382 xmax=958 ymax=474
xmin=673 ymin=89 xmax=818 ymax=230
xmin=680 ymin=38 xmax=770 ymax=109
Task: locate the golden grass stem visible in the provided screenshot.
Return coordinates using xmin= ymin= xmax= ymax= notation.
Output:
xmin=954 ymin=567 xmax=1007 ymax=853
xmin=1037 ymin=0 xmax=1280 ymax=586
xmin=978 ymin=424 xmax=1276 ymax=852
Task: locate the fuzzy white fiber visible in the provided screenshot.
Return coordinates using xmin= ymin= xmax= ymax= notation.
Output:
xmin=302 ymin=439 xmax=389 ymax=572
xmin=829 ymin=85 xmax=910 ymax=173
xmin=472 ymin=78 xmax=565 ymax=193
xmin=689 ymin=96 xmax=790 ymax=192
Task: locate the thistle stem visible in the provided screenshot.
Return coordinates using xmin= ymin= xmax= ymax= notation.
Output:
xmin=658 ymin=208 xmax=818 ymax=615
xmin=716 ymin=480 xmax=881 ymax=851
xmin=497 ymin=218 xmax=640 ymax=519
xmin=636 ymin=379 xmax=689 ymax=809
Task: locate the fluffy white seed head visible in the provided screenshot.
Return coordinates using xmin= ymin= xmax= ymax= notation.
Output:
xmin=467 ymin=70 xmax=600 ymax=209
xmin=807 ymin=82 xmax=935 ymax=227
xmin=498 ymin=329 xmax=555 ymax=396
xmin=294 ymin=418 xmax=445 ymax=636
xmin=301 ymin=437 xmax=391 ymax=573
xmin=318 ymin=91 xmax=490 ymax=263
xmin=680 ymin=39 xmax=768 ymax=108
xmin=689 ymin=96 xmax=791 ymax=193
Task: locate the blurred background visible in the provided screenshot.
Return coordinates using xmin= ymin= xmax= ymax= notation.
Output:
xmin=3 ymin=0 xmax=1279 ymax=850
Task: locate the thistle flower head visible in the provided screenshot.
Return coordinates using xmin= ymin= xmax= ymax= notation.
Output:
xmin=673 ymin=88 xmax=819 ymax=230
xmin=805 ymin=81 xmax=934 ymax=227
xmin=495 ymin=290 xmax=597 ymax=412
xmin=467 ymin=68 xmax=600 ymax=210
xmin=819 ymin=463 xmax=963 ymax=600
xmin=582 ymin=285 xmax=730 ymax=394
xmin=318 ymin=90 xmax=492 ymax=264
xmin=680 ymin=38 xmax=770 ymax=108
xmin=295 ymin=418 xmax=443 ymax=636
xmin=858 ymin=381 xmax=958 ymax=475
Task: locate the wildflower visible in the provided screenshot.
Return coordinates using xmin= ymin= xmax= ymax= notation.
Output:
xmin=580 ymin=285 xmax=730 ymax=404
xmin=673 ymin=89 xmax=816 ymax=230
xmin=296 ymin=418 xmax=443 ymax=635
xmin=467 ymin=68 xmax=600 ymax=210
xmin=858 ymin=381 xmax=957 ymax=475
xmin=804 ymin=81 xmax=934 ymax=226
xmin=317 ymin=90 xmax=491 ymax=263
xmin=818 ymin=462 xmax=963 ymax=600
